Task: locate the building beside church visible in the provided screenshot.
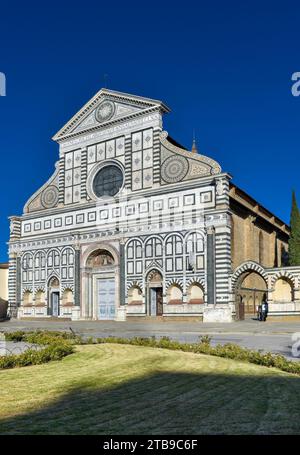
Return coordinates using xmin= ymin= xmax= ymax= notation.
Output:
xmin=7 ymin=88 xmax=300 ymax=322
xmin=0 ymin=263 xmax=8 ymax=301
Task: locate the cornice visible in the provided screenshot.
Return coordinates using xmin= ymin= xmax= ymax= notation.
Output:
xmin=18 ymin=172 xmax=231 ymax=221
xmin=58 ymin=106 xmax=161 ymax=144
xmin=8 ymin=210 xmax=230 ymax=254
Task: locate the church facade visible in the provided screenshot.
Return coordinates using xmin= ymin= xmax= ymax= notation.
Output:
xmin=8 ymin=89 xmax=299 ymax=322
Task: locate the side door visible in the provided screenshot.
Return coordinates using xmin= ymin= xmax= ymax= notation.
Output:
xmin=156 ymin=288 xmax=163 ymax=316
xmin=150 ymin=288 xmax=157 ymax=316
xmin=52 ymin=292 xmax=59 ymax=317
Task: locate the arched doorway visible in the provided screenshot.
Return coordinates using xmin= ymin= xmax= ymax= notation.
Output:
xmin=146 ymin=270 xmax=163 ymax=316
xmin=86 ymin=249 xmax=116 ymax=320
xmin=48 ymin=277 xmax=60 ymax=317
xmin=235 ymin=270 xmax=267 ymax=319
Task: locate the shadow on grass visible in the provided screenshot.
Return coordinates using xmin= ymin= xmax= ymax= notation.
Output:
xmin=1 ymin=370 xmax=300 ymax=435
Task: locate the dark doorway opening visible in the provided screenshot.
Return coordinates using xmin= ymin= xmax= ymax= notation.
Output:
xmin=156 ymin=288 xmax=163 ymax=316
xmin=149 ymin=287 xmax=163 ymax=316
xmin=235 ymin=270 xmax=267 ymax=320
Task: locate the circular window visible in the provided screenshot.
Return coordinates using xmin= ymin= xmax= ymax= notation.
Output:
xmin=92 ymin=165 xmax=124 ymax=198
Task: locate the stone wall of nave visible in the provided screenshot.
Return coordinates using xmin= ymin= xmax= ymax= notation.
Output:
xmin=231 ymin=211 xmax=289 ymax=271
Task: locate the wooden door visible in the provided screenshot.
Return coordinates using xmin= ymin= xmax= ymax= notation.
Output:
xmin=156 ymin=288 xmax=163 ymax=316
xmin=150 ymin=288 xmax=157 ymax=316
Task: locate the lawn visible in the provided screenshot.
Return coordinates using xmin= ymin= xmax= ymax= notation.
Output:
xmin=0 ymin=343 xmax=300 ymax=434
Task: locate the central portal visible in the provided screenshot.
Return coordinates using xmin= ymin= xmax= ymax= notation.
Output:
xmin=97 ymin=278 xmax=115 ymax=320
xmin=85 ymin=248 xmax=117 ymax=320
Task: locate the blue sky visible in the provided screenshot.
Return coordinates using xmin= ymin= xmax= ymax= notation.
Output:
xmin=0 ymin=1 xmax=299 ymax=262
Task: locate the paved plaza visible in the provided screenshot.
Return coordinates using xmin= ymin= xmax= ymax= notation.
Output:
xmin=1 ymin=317 xmax=300 ymax=360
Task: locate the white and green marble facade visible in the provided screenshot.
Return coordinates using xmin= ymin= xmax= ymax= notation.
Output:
xmin=8 ymin=89 xmax=234 ymax=321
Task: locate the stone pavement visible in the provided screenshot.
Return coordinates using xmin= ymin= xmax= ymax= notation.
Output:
xmin=1 ymin=317 xmax=300 ymax=360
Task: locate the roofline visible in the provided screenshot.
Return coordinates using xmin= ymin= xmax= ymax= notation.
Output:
xmin=99 ymin=89 xmax=170 ymax=113
xmin=52 ymin=88 xmax=170 ymax=142
xmin=167 ymin=135 xmax=188 ymax=151
xmin=230 ymin=182 xmax=290 ymax=231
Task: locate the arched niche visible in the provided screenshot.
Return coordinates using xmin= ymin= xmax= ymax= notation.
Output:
xmin=62 ymin=288 xmax=74 ymax=306
xmin=167 ymin=284 xmax=183 ymax=305
xmin=128 ymin=286 xmax=143 ymax=305
xmin=273 ymin=277 xmax=294 ymax=303
xmin=187 ymin=283 xmax=204 ymax=304
xmin=35 ymin=290 xmax=45 ymax=306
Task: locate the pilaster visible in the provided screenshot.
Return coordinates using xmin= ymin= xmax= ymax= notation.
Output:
xmin=206 ymin=226 xmax=216 ymax=305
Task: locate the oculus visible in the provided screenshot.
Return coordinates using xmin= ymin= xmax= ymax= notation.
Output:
xmin=93 ymin=164 xmax=124 ymax=198
xmin=161 ymin=155 xmax=189 ymax=183
xmin=95 ymin=101 xmax=115 ymax=123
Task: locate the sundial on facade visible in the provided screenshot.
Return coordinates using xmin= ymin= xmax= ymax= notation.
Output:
xmin=95 ymin=101 xmax=115 ymax=123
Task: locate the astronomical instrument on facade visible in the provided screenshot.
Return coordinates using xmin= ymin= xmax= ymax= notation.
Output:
xmin=161 ymin=155 xmax=189 ymax=183
xmin=95 ymin=101 xmax=115 ymax=123
xmin=41 ymin=186 xmax=59 ymax=209
xmin=93 ymin=164 xmax=124 ymax=198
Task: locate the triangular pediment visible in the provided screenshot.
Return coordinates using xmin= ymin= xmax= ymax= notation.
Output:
xmin=72 ymin=101 xmax=143 ymax=134
xmin=52 ymin=88 xmax=170 ymax=142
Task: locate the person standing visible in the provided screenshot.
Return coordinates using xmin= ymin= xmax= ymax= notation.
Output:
xmin=257 ymin=303 xmax=262 ymax=321
xmin=261 ymin=295 xmax=269 ymax=322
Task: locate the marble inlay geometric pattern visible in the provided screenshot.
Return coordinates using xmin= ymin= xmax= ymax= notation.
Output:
xmin=64 ymin=149 xmax=82 ymax=205
xmin=131 ymin=128 xmax=153 ymax=191
xmin=9 ymin=89 xmax=241 ymax=323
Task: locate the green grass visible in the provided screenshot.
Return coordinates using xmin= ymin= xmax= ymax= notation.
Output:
xmin=0 ymin=344 xmax=300 ymax=435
